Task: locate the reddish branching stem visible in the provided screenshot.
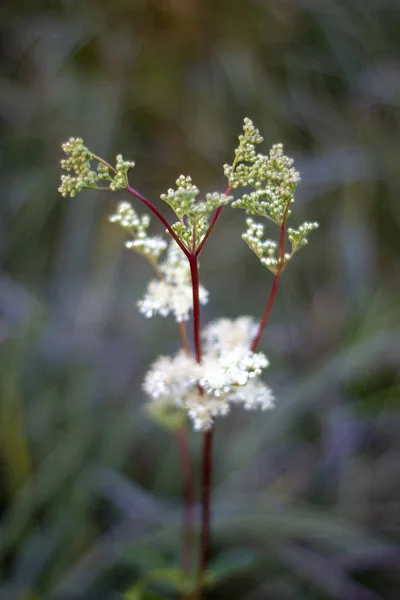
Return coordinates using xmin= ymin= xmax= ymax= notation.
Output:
xmin=124 ymin=182 xmax=195 ymax=587
xmin=126 ymin=184 xmax=190 ymax=258
xmin=251 ymin=201 xmax=291 ymax=352
xmin=195 ymin=185 xmax=232 ymax=257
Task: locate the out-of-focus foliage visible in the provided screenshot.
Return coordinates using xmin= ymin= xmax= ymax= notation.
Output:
xmin=0 ymin=0 xmax=399 ymax=598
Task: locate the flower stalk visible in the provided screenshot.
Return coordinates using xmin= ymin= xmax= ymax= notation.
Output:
xmin=250 ymin=200 xmax=290 ymax=352
xmin=58 ymin=120 xmax=319 ymax=600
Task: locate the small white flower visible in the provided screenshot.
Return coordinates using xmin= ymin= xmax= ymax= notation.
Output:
xmin=229 ymin=378 xmax=274 ymax=411
xmin=202 ymin=316 xmax=258 ymax=353
xmin=137 ymin=242 xmax=209 ymax=322
xmin=109 ymin=201 xmax=167 ymax=261
xmin=143 ymin=352 xmax=197 ymax=403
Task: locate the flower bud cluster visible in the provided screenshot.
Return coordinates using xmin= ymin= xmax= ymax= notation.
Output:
xmin=288 ymin=222 xmax=319 ymax=251
xmin=59 ymin=138 xmax=135 ymax=197
xmin=161 ymin=175 xmax=232 ymax=249
xmin=109 ymin=155 xmax=135 ymax=191
xmin=137 ymin=242 xmax=209 ymax=322
xmin=223 ymin=118 xmax=263 ymax=183
xmin=59 ymin=137 xmax=99 ymax=197
xmin=161 ymin=175 xmax=200 ymax=220
xmin=242 ymin=218 xmax=279 ymax=273
xmin=231 ymin=142 xmax=300 ymax=224
xmin=109 ymin=201 xmax=167 ymax=261
xmin=143 ymin=317 xmax=274 ymax=431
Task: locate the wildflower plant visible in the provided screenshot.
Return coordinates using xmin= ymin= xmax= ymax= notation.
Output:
xmin=59 ymin=118 xmax=318 ymax=597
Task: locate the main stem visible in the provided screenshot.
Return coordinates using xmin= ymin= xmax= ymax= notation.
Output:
xmin=188 ymin=255 xmax=202 ymax=363
xmin=123 ymin=182 xmax=195 ymax=587
xmin=188 ymin=254 xmax=212 ymax=598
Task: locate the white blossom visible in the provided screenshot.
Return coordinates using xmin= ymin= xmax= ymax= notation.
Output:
xmin=137 ymin=242 xmax=209 ymax=322
xmin=202 ymin=316 xmax=258 ymax=352
xmin=143 ymin=317 xmax=274 ymax=431
xmin=109 ymin=201 xmax=167 ymax=261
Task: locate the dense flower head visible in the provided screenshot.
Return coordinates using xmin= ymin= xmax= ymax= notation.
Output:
xmin=137 ymin=242 xmax=209 ymax=322
xmin=59 ymin=137 xmax=99 ymax=197
xmin=221 ymin=119 xmax=319 ymax=273
xmin=202 ymin=316 xmax=258 ymax=353
xmin=230 ymin=142 xmax=301 ymax=224
xmin=143 ymin=317 xmax=274 ymax=430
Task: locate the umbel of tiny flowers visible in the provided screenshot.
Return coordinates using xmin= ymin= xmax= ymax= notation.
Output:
xmin=143 ymin=317 xmax=274 ymax=431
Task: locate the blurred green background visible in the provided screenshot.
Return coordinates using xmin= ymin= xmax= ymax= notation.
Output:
xmin=1 ymin=0 xmax=400 ymax=598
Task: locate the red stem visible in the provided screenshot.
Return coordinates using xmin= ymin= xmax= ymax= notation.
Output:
xmin=250 ymin=274 xmax=280 ymax=352
xmin=188 ymin=252 xmax=209 ymax=596
xmin=124 ymin=182 xmax=195 ymax=586
xmin=250 ymin=202 xmax=290 ymax=352
xmin=195 ymin=185 xmax=232 ymax=257
xmin=188 ymin=251 xmax=213 ymax=597
xmin=126 ymin=184 xmax=190 ymax=257
xmin=188 ymin=255 xmax=202 ymax=363
xmin=175 ymin=427 xmax=195 ymax=576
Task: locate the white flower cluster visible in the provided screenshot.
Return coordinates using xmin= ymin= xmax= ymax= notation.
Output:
xmin=143 ymin=317 xmax=274 ymax=431
xmin=109 ymin=201 xmax=167 ymax=261
xmin=137 ymin=242 xmax=209 ymax=322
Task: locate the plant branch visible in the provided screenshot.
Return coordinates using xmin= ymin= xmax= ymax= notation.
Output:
xmin=195 ymin=185 xmax=232 ymax=257
xmin=250 ymin=201 xmax=291 ymax=352
xmin=126 ymin=185 xmax=190 ymax=258
xmin=91 ymin=153 xmax=117 ymax=175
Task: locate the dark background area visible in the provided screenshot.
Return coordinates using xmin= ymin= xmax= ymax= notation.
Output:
xmin=0 ymin=0 xmax=400 ymax=598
